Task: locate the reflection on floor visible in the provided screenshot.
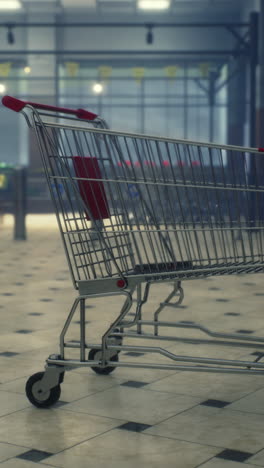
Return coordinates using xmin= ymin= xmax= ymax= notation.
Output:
xmin=1 ymin=215 xmax=264 ymax=467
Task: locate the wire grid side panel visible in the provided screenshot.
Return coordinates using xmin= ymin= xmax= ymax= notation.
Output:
xmin=36 ymin=122 xmax=264 ymax=278
xmin=35 ymin=124 xmax=136 ymax=282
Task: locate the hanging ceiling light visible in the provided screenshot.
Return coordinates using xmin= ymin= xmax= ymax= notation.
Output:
xmin=138 ymin=0 xmax=171 ymax=10
xmin=24 ymin=66 xmax=31 ymax=74
xmin=0 ymin=1 xmax=21 ymax=10
xmin=0 ymin=84 xmax=6 ymax=94
xmin=93 ymin=82 xmax=103 ymax=94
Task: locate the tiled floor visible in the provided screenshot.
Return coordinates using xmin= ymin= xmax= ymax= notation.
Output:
xmin=2 ymin=215 xmax=264 ymax=466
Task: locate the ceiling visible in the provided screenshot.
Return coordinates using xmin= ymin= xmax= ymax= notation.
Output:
xmin=15 ymin=0 xmax=257 ymax=20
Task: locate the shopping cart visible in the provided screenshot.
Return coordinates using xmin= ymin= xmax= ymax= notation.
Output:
xmin=3 ymin=94 xmax=264 ymax=408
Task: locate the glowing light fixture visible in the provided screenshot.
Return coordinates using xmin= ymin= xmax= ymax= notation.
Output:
xmin=0 ymin=84 xmax=6 ymax=94
xmin=138 ymin=0 xmax=170 ymax=10
xmin=24 ymin=66 xmax=31 ymax=74
xmin=93 ymin=82 xmax=103 ymax=94
xmin=0 ymin=0 xmax=21 ymax=10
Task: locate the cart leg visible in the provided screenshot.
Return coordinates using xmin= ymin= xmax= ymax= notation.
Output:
xmin=118 ymin=283 xmax=151 ymax=332
xmin=154 ymin=281 xmax=184 ymax=336
xmin=137 ymin=284 xmax=142 ymax=335
xmin=60 ymin=297 xmax=82 ymax=360
xmin=101 ymin=290 xmax=133 ymax=367
xmin=80 ymin=298 xmax=86 ymax=362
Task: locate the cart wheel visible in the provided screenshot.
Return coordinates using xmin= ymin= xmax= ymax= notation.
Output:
xmin=25 ymin=372 xmax=61 ymax=408
xmin=88 ymin=348 xmax=119 ymax=375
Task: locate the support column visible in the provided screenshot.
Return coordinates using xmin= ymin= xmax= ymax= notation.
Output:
xmin=247 ymin=11 xmax=259 ymax=225
xmin=227 ymin=57 xmax=247 ymax=147
xmin=26 ymin=12 xmax=57 ymax=172
xmin=256 ymin=2 xmax=264 ymax=148
xmin=255 ymin=3 xmax=264 ymax=223
xmin=226 ymin=56 xmax=247 ymax=222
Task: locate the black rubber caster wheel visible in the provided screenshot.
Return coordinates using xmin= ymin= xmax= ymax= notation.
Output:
xmin=25 ymin=371 xmax=61 ymax=408
xmin=88 ymin=348 xmax=119 ymax=375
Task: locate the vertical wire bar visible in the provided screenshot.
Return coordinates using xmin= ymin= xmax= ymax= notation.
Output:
xmin=52 ymin=128 xmax=88 ymax=279
xmin=165 ymin=142 xmax=189 ymax=264
xmin=213 ymin=147 xmax=229 ymax=263
xmin=153 ymin=140 xmax=177 ymax=263
xmin=173 ymin=143 xmax=195 ymax=262
xmin=144 ymin=139 xmax=174 ymax=265
xmin=80 ymin=298 xmax=86 ymax=362
xmin=34 ymin=124 xmax=77 ymax=287
xmin=61 ymin=128 xmax=95 ymax=279
xmin=196 ymin=146 xmax=214 ymax=265
xmin=77 ymin=129 xmax=120 ymax=278
xmin=46 ymin=127 xmax=85 ymax=281
xmin=135 ymin=139 xmax=161 ymax=268
xmin=219 ymin=148 xmax=239 ymax=261
xmin=111 ymin=134 xmax=149 ymax=269
xmin=244 ymin=151 xmax=258 ymax=261
xmin=65 ymin=128 xmax=106 ymax=278
xmin=67 ymin=129 xmax=101 ymax=278
xmin=131 ymin=138 xmax=160 ymax=270
xmin=79 ymin=130 xmax=111 ymax=277
xmin=179 ymin=144 xmax=201 ymax=262
xmin=185 ymin=144 xmax=205 ymax=264
xmin=228 ymin=148 xmax=246 ymax=262
xmin=102 ymin=133 xmax=138 ymax=272
xmin=137 ymin=283 xmax=142 ymax=334
xmin=207 ymin=146 xmax=222 ymax=263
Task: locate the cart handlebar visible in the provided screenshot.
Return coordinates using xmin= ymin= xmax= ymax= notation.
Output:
xmin=1 ymin=95 xmax=98 ymax=121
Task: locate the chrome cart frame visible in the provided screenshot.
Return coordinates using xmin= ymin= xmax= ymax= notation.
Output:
xmin=3 ymin=94 xmax=264 ymax=408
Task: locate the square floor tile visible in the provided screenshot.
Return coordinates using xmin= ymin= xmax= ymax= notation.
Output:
xmin=0 ymin=408 xmax=123 ymax=453
xmin=228 ymin=388 xmax=264 ymax=414
xmin=0 ymin=390 xmax=29 ymax=416
xmin=0 ymin=352 xmax=19 ymax=357
xmin=121 ymin=381 xmax=147 ymax=388
xmin=0 ymin=442 xmax=30 ymax=463
xmin=216 ymin=449 xmax=253 ymax=462
xmin=41 ymin=429 xmax=219 ymax=468
xmin=146 ymin=406 xmax=264 ymax=452
xmin=16 ymin=330 xmax=33 ymax=334
xmin=236 ymin=330 xmax=254 ymax=334
xmin=63 ymin=386 xmax=202 ymax=425
xmin=146 ymin=371 xmax=264 ymax=402
xmin=17 ymin=449 xmax=53 ymax=462
xmin=249 ymin=448 xmax=264 ymax=465
xmin=224 ymin=313 xmax=240 ymax=316
xmin=200 ymin=399 xmax=230 ymax=408
xmin=118 ymin=422 xmax=151 ymax=432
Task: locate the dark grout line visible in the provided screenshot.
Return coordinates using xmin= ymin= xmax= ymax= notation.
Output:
xmin=194 ymin=455 xmax=218 ymax=468
xmin=144 ymin=401 xmax=203 ymax=427
xmin=41 ymin=425 xmax=128 ymax=463
xmin=58 ymin=406 xmax=127 ymax=424
xmin=0 ymin=405 xmax=31 ymax=420
xmin=0 ymin=440 xmax=31 ymax=450
xmin=220 ymin=383 xmax=264 ymax=407
xmin=143 ymin=431 xmax=224 ymax=451
xmin=55 ymin=381 xmax=124 ymax=405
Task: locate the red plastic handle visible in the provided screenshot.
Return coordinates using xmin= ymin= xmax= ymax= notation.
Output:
xmin=1 ymin=95 xmax=98 ymax=121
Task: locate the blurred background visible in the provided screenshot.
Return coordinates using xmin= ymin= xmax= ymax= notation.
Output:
xmin=0 ymin=0 xmax=262 ymax=229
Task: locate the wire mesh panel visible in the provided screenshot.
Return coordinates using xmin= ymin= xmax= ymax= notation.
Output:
xmin=33 ymin=115 xmax=264 ymax=287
